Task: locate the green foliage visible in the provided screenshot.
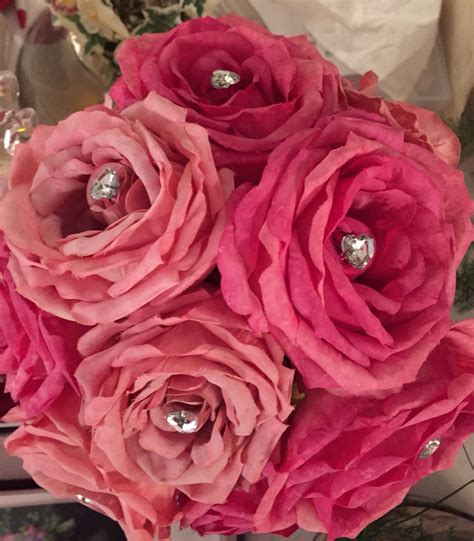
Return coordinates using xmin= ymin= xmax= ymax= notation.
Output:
xmin=0 ymin=507 xmax=75 ymax=539
xmin=183 ymin=0 xmax=206 ymax=16
xmin=448 ymin=92 xmax=474 ymax=162
xmin=455 ymin=249 xmax=474 ymax=313
xmin=47 ymin=0 xmax=207 ymax=84
xmin=337 ymin=508 xmax=470 ymax=540
xmin=133 ymin=8 xmax=183 ymax=35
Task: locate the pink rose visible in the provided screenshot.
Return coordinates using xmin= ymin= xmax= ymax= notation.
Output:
xmin=6 ymin=390 xmax=176 ymax=541
xmin=343 ymin=71 xmax=461 ymax=166
xmin=181 ymin=482 xmax=268 ymax=536
xmin=76 ymin=288 xmax=293 ymax=505
xmin=110 ymin=16 xmax=341 ymax=184
xmin=0 ymin=236 xmax=85 ymax=417
xmin=218 ymin=109 xmax=473 ymax=392
xmin=0 ymin=93 xmax=232 ymax=325
xmin=187 ymin=320 xmax=474 ymax=539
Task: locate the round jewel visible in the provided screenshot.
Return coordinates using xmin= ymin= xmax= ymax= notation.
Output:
xmin=210 ymin=69 xmax=240 ymax=89
xmin=76 ymin=494 xmax=94 ymax=505
xmin=341 ymin=234 xmax=376 ymax=270
xmin=419 ymin=437 xmax=441 ymax=459
xmin=90 ymin=168 xmax=121 ymax=201
xmin=165 ymin=410 xmax=199 ymax=433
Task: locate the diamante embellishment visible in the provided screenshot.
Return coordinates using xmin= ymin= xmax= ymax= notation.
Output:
xmin=2 ymin=108 xmax=38 ymax=155
xmin=90 ymin=168 xmax=121 ymax=200
xmin=419 ymin=437 xmax=441 ymax=459
xmin=341 ymin=234 xmax=376 ymax=270
xmin=210 ymin=69 xmax=240 ymax=89
xmin=165 ymin=410 xmax=200 ymax=433
xmin=76 ymin=494 xmax=94 ymax=505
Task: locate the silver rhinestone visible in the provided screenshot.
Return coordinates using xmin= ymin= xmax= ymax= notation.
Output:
xmin=76 ymin=494 xmax=94 ymax=505
xmin=210 ymin=69 xmax=240 ymax=89
xmin=419 ymin=438 xmax=441 ymax=459
xmin=341 ymin=234 xmax=376 ymax=270
xmin=90 ymin=168 xmax=121 ymax=201
xmin=165 ymin=410 xmax=199 ymax=433
xmin=3 ymin=108 xmax=38 ymax=155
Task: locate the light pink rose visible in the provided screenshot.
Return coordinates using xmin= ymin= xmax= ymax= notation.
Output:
xmin=0 ymin=93 xmax=232 ymax=325
xmin=6 ymin=389 xmax=177 ymax=541
xmin=76 ymin=288 xmax=293 ymax=505
xmin=218 ymin=109 xmax=473 ymax=392
xmin=343 ymin=71 xmax=461 ymax=166
xmin=0 ymin=236 xmax=85 ymax=417
xmin=110 ymin=16 xmax=341 ymax=184
xmin=186 ymin=320 xmax=474 ymax=539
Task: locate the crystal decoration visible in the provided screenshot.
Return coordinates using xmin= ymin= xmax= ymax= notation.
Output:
xmin=3 ymin=108 xmax=38 ymax=155
xmin=76 ymin=494 xmax=94 ymax=505
xmin=90 ymin=168 xmax=121 ymax=200
xmin=419 ymin=437 xmax=441 ymax=459
xmin=165 ymin=410 xmax=200 ymax=433
xmin=341 ymin=234 xmax=376 ymax=270
xmin=210 ymin=69 xmax=240 ymax=89
xmin=0 ymin=71 xmax=20 ymax=113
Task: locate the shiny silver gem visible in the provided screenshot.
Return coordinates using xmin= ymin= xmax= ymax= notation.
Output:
xmin=419 ymin=437 xmax=441 ymax=459
xmin=3 ymin=108 xmax=38 ymax=155
xmin=165 ymin=410 xmax=199 ymax=433
xmin=76 ymin=494 xmax=94 ymax=506
xmin=210 ymin=69 xmax=240 ymax=89
xmin=341 ymin=234 xmax=376 ymax=270
xmin=0 ymin=71 xmax=20 ymax=112
xmin=90 ymin=168 xmax=121 ymax=200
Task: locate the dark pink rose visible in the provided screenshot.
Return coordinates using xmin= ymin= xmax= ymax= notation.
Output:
xmin=218 ymin=109 xmax=473 ymax=392
xmin=343 ymin=71 xmax=461 ymax=166
xmin=0 ymin=93 xmax=232 ymax=325
xmin=6 ymin=390 xmax=177 ymax=541
xmin=187 ymin=320 xmax=474 ymax=539
xmin=181 ymin=482 xmax=269 ymax=535
xmin=110 ymin=16 xmax=341 ymax=184
xmin=75 ymin=288 xmax=293 ymax=505
xmin=0 ymin=237 xmax=85 ymax=417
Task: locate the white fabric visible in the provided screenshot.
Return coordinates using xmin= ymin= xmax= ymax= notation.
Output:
xmin=249 ymin=0 xmax=442 ymax=100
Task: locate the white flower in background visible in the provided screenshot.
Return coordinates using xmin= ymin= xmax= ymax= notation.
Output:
xmin=77 ymin=0 xmax=130 ymax=40
xmin=51 ymin=0 xmax=78 ymax=15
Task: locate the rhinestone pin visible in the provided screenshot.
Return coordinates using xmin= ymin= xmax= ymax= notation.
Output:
xmin=419 ymin=437 xmax=441 ymax=459
xmin=90 ymin=168 xmax=121 ymax=201
xmin=165 ymin=410 xmax=200 ymax=433
xmin=210 ymin=69 xmax=240 ymax=89
xmin=341 ymin=234 xmax=376 ymax=271
xmin=76 ymin=494 xmax=94 ymax=506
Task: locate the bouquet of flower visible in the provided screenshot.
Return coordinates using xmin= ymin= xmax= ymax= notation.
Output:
xmin=46 ymin=0 xmax=206 ymax=84
xmin=0 ymin=14 xmax=473 ymax=541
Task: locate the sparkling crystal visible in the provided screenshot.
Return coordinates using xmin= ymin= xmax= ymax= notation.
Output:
xmin=76 ymin=494 xmax=94 ymax=505
xmin=0 ymin=71 xmax=20 ymax=112
xmin=210 ymin=69 xmax=240 ymax=89
xmin=165 ymin=410 xmax=200 ymax=433
xmin=90 ymin=168 xmax=121 ymax=200
xmin=2 ymin=108 xmax=38 ymax=155
xmin=419 ymin=437 xmax=441 ymax=459
xmin=341 ymin=234 xmax=376 ymax=270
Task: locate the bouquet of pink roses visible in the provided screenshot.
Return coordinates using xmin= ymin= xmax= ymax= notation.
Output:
xmin=0 ymin=15 xmax=473 ymax=541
